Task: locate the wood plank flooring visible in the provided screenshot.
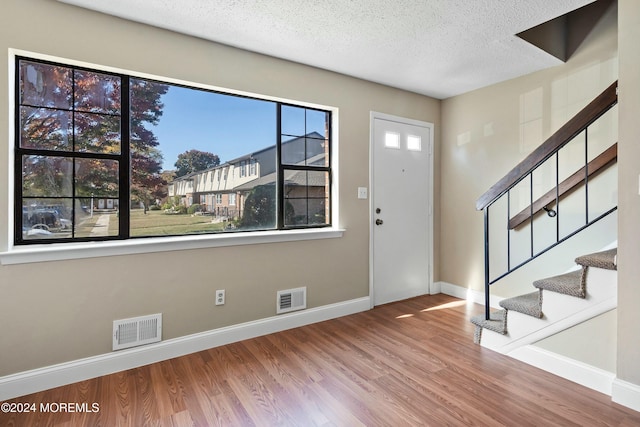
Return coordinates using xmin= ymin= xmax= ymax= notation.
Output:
xmin=2 ymin=294 xmax=639 ymax=426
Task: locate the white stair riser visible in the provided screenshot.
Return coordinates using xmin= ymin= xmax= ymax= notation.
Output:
xmin=480 ymin=267 xmax=616 ymax=352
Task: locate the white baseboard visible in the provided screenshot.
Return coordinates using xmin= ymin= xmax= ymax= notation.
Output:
xmin=436 ymin=281 xmax=503 ymax=308
xmin=509 ymin=345 xmax=615 ymax=396
xmin=612 ymin=378 xmax=640 ymax=412
xmin=0 ymin=296 xmax=371 ymax=401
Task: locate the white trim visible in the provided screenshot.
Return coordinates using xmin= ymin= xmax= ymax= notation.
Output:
xmin=369 ymin=112 xmax=434 ymax=308
xmin=420 ymin=283 xmax=639 ymax=412
xmin=488 ymin=298 xmax=617 ymax=354
xmin=430 ymin=281 xmax=442 ymax=295
xmin=437 ymin=281 xmax=503 ymax=308
xmin=612 ymin=378 xmax=640 ymax=412
xmin=0 ymin=296 xmax=371 ymax=401
xmin=0 ymin=228 xmax=344 ymax=265
xmin=509 ymin=345 xmax=616 ymax=396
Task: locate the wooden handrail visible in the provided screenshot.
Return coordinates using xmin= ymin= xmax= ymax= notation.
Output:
xmin=476 ymin=81 xmax=618 ymax=211
xmin=508 ymin=143 xmax=617 ymax=229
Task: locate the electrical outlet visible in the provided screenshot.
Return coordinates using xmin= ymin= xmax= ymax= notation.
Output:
xmin=215 ymin=289 xmax=225 ymax=306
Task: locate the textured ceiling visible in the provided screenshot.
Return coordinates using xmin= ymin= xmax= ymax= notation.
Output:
xmin=57 ymin=0 xmax=596 ymax=99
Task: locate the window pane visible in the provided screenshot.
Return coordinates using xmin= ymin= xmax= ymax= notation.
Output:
xmin=22 ymin=198 xmax=73 ymax=240
xmin=22 ymin=155 xmax=73 ymax=197
xmin=74 ymin=70 xmax=121 ymax=114
xmin=20 ymin=61 xmax=72 ymax=109
xmin=131 ymin=83 xmax=278 ymax=237
xmin=284 ymin=170 xmax=329 ymax=226
xmin=75 ymin=158 xmax=119 ymax=197
xmin=237 ymin=184 xmax=277 ymax=230
xmin=74 ymin=199 xmax=119 ymax=238
xmin=281 ymin=105 xmax=329 ymax=166
xmin=75 ymin=112 xmax=121 ymax=153
xmin=305 ymin=109 xmax=328 ymax=136
xmin=281 ymin=105 xmax=306 ymax=136
xmin=385 ymin=132 xmax=400 ymax=149
xmin=282 ymin=135 xmax=329 ymax=166
xmin=281 ymin=105 xmax=328 ymax=137
xmin=407 ymin=135 xmax=422 ymax=151
xmin=20 ymin=107 xmax=73 ymax=151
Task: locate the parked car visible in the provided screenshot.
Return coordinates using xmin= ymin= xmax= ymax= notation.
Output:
xmin=23 ymin=209 xmax=70 ymax=231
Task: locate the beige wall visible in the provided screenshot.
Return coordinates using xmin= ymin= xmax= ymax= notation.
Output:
xmin=440 ymin=3 xmax=618 ymax=297
xmin=535 ymin=309 xmax=617 ymax=372
xmin=617 ymin=0 xmax=640 ymax=385
xmin=441 ymin=0 xmax=640 ymax=391
xmin=0 ymin=0 xmax=440 ymax=375
xmin=534 ymin=0 xmax=640 ymax=380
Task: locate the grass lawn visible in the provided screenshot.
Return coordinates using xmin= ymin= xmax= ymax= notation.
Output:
xmin=124 ymin=209 xmax=228 ymax=237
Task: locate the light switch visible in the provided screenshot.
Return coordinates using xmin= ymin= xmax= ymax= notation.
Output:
xmin=357 ymin=187 xmax=368 ymax=199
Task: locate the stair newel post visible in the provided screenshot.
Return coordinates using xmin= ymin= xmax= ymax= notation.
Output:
xmin=484 ymin=206 xmax=491 ymax=320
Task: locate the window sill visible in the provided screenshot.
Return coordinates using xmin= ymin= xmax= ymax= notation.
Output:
xmin=0 ymin=228 xmax=345 ymax=265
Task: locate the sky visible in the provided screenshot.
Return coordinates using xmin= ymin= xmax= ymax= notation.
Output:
xmin=153 ymin=85 xmax=276 ymax=170
xmin=152 ymin=84 xmax=328 ymax=170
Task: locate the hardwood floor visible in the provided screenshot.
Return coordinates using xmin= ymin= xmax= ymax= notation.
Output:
xmin=2 ymin=294 xmax=639 ymax=426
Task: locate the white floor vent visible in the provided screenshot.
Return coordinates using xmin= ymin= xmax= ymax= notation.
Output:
xmin=113 ymin=313 xmax=162 ymax=351
xmin=277 ymin=287 xmax=307 ymax=314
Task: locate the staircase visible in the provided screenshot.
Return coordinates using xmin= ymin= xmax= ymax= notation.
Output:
xmin=471 ymin=247 xmax=617 ymax=353
xmin=473 ymin=81 xmax=618 ymax=357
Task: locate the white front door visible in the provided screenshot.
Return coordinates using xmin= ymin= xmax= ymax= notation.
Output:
xmin=371 ymin=113 xmax=433 ymax=306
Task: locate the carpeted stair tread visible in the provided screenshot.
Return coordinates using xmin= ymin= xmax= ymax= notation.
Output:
xmin=533 ymin=269 xmax=585 ymax=298
xmin=470 ymin=309 xmax=507 ymax=334
xmin=471 ymin=248 xmax=615 ymax=345
xmin=499 ymin=290 xmax=543 ymax=318
xmin=575 ymin=248 xmax=617 ymax=271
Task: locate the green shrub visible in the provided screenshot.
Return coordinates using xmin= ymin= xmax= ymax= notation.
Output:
xmin=187 ymin=204 xmax=203 ymax=214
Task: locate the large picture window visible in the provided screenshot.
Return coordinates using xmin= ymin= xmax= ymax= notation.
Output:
xmin=15 ymin=57 xmax=332 ymax=245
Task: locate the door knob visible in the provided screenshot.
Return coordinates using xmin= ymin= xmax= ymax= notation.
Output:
xmin=375 ymin=219 xmax=383 ymax=225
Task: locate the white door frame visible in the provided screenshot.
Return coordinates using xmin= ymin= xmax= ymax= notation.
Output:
xmin=369 ymin=111 xmax=435 ymax=308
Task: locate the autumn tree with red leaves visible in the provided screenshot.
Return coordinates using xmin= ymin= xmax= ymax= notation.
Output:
xmin=130 ymin=78 xmax=169 ymax=209
xmin=19 ymin=60 xmax=168 ymax=212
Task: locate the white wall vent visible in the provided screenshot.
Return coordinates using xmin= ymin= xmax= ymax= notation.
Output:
xmin=277 ymin=287 xmax=307 ymax=314
xmin=113 ymin=313 xmax=162 ymax=351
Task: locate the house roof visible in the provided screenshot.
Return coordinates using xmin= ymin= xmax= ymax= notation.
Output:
xmin=169 ymin=132 xmax=326 ymax=184
xmin=235 ymin=152 xmax=328 ymax=192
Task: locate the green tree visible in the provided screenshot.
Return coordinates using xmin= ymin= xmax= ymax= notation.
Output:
xmin=239 ymin=184 xmax=293 ymax=229
xmin=174 ymin=150 xmax=221 ymax=177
